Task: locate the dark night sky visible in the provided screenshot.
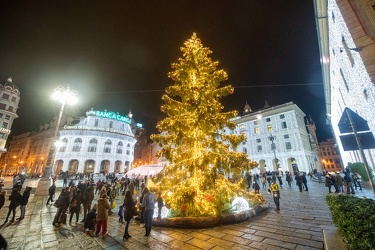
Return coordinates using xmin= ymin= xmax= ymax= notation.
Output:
xmin=0 ymin=1 xmax=331 ymax=141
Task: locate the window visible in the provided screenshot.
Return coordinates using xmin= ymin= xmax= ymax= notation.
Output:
xmin=126 ymin=150 xmax=130 ymax=155
xmin=2 ymin=122 xmax=8 ymax=129
xmin=239 ymin=124 xmax=245 ymax=129
xmin=254 ymin=127 xmax=260 ymax=134
xmin=8 ymin=106 xmax=13 ymax=112
xmin=267 ymin=124 xmax=273 ymax=132
xmin=256 ymin=138 xmax=261 ymax=143
xmin=281 ymin=122 xmax=287 ymax=129
xmin=266 ymin=118 xmax=271 ymax=122
xmin=5 ymin=115 xmax=10 ymax=120
xmin=243 ymin=148 xmax=247 ymax=154
xmin=88 ymin=138 xmax=98 ymax=152
xmin=117 ymin=141 xmax=123 ymax=154
xmin=0 ymin=114 xmax=2 ymax=118
xmin=2 ymin=94 xmax=9 ymax=100
xmin=11 ymin=96 xmax=16 ymax=102
xmin=0 ymin=133 xmax=5 ymax=139
xmin=284 ymin=134 xmax=289 ymax=139
xmin=72 ymin=138 xmax=82 ymax=152
xmin=257 ymin=145 xmax=262 ymax=152
xmin=94 ymin=118 xmax=99 ymax=127
xmin=271 ymin=143 xmax=276 ymax=151
xmin=254 ymin=121 xmax=258 ymax=125
xmin=280 ymin=114 xmax=285 ymax=119
xmin=104 ymin=140 xmax=112 ymax=153
xmin=286 ymin=142 xmax=292 ymax=150
xmin=109 ymin=121 xmax=113 ymax=129
xmin=59 ymin=138 xmax=68 ymax=152
xmin=0 ymin=104 xmax=5 ymax=109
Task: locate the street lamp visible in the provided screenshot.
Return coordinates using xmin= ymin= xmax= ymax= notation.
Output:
xmin=268 ymin=133 xmax=278 ymax=171
xmin=36 ymin=84 xmax=78 ymax=195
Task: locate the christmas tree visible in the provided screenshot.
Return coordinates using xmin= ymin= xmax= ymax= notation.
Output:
xmin=151 ymin=33 xmax=261 ymax=217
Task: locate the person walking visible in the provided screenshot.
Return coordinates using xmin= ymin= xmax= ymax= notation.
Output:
xmin=46 ymin=182 xmax=56 ymax=205
xmin=95 ymin=194 xmax=110 ymax=237
xmin=269 ymin=180 xmax=280 ymax=213
xmin=5 ymin=188 xmax=22 ymax=223
xmin=285 ymin=173 xmax=292 ymax=188
xmin=302 ymin=172 xmax=308 ymax=191
xmin=123 ymin=190 xmax=136 ymax=240
xmin=81 ymin=185 xmax=94 ymax=222
xmin=261 ymin=175 xmax=267 ymax=188
xmin=295 ymin=173 xmax=303 ymax=192
xmin=69 ymin=190 xmax=83 ymax=225
xmin=18 ymin=186 xmax=32 ymax=220
xmin=141 ymin=187 xmax=155 ymax=237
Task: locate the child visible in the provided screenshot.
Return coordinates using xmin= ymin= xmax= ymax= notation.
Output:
xmin=84 ymin=205 xmax=97 ymax=235
xmin=118 ymin=205 xmax=124 ymax=222
xmin=156 ymin=192 xmax=163 ymax=219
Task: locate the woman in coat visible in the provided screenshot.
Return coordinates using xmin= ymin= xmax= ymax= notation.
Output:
xmin=5 ymin=188 xmax=22 ymax=223
xmin=69 ymin=190 xmax=83 ymax=224
xmin=123 ymin=190 xmax=136 ymax=240
xmin=95 ymin=194 xmax=110 ymax=237
xmin=18 ymin=186 xmax=32 ymax=220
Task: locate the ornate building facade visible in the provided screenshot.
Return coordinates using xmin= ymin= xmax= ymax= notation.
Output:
xmin=230 ymin=102 xmax=320 ymax=175
xmin=0 ymin=78 xmax=20 ymax=156
xmin=54 ymin=109 xmax=137 ymax=174
xmin=314 ymin=0 xmax=375 ymax=169
xmin=319 ymin=138 xmax=343 ymax=172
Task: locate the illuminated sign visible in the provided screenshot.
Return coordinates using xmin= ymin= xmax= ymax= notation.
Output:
xmin=86 ymin=110 xmax=131 ymax=124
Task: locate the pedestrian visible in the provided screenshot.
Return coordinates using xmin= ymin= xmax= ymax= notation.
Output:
xmin=95 ymin=194 xmax=110 ymax=237
xmin=325 ymin=175 xmax=333 ymax=193
xmin=81 ymin=185 xmax=95 ymax=222
xmin=252 ymin=180 xmax=260 ymax=194
xmin=18 ymin=186 xmax=32 ymax=220
xmin=0 ymin=191 xmax=6 ymax=210
xmin=63 ymin=176 xmax=68 ymax=187
xmin=118 ymin=204 xmax=124 ymax=223
xmin=344 ymin=172 xmax=355 ymax=194
xmin=261 ymin=175 xmax=267 ymax=188
xmin=277 ymin=175 xmax=283 ymax=187
xmin=139 ymin=184 xmax=147 ymax=227
xmin=141 ymin=187 xmax=155 ymax=237
xmin=285 ymin=173 xmax=292 ymax=188
xmin=352 ymin=173 xmax=362 ymax=190
xmin=123 ymin=190 xmax=136 ymax=240
xmin=156 ymin=192 xmax=164 ymax=219
xmin=95 ymin=180 xmax=101 ymax=195
xmin=335 ymin=172 xmax=344 ymax=193
xmin=84 ymin=204 xmax=97 ymax=235
xmin=295 ymin=172 xmax=303 ymax=192
xmin=269 ymin=180 xmax=280 ymax=213
xmin=52 ymin=188 xmax=70 ymax=226
xmin=69 ymin=190 xmax=83 ymax=225
xmin=46 ymin=182 xmax=56 ymax=205
xmin=5 ymin=188 xmax=22 ymax=223
xmin=302 ymin=172 xmax=308 ymax=191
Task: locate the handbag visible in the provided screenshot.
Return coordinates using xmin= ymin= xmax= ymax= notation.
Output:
xmin=111 ymin=201 xmax=116 ymax=209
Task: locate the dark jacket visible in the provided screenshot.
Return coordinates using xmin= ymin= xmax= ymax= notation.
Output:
xmin=84 ymin=208 xmax=97 ymax=229
xmin=49 ymin=184 xmax=56 ymax=196
xmin=20 ymin=187 xmax=32 ymax=205
xmin=0 ymin=194 xmax=5 ymax=209
xmin=70 ymin=192 xmax=83 ymax=212
xmin=123 ymin=196 xmax=135 ymax=221
xmin=9 ymin=189 xmax=22 ymax=209
xmin=57 ymin=190 xmax=70 ymax=209
xmin=83 ymin=187 xmax=94 ymax=206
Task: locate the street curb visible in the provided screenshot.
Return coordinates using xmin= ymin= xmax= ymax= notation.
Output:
xmin=323 ymin=227 xmax=348 ymax=250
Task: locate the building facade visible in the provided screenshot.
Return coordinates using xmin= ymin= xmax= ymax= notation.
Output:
xmin=54 ymin=109 xmax=137 ymax=174
xmin=231 ymin=102 xmax=320 ymax=175
xmin=314 ymin=0 xmax=375 ymax=170
xmin=319 ymin=138 xmax=343 ymax=172
xmin=0 ymin=78 xmax=20 ymax=157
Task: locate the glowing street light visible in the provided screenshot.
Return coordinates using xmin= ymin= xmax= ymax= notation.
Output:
xmin=36 ymin=84 xmax=78 ymax=195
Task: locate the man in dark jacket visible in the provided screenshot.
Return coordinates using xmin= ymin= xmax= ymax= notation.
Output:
xmin=81 ymin=186 xmax=95 ymax=222
xmin=295 ymin=172 xmax=303 ymax=192
xmin=46 ymin=182 xmax=56 ymax=205
xmin=84 ymin=205 xmax=97 ymax=234
xmin=18 ymin=186 xmax=32 ymax=220
xmin=0 ymin=190 xmax=6 ymax=210
xmin=5 ymin=188 xmax=22 ymax=222
xmin=52 ymin=188 xmax=70 ymax=226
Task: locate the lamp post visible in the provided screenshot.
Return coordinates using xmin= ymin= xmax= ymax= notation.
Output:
xmin=35 ymin=84 xmax=78 ymax=195
xmin=268 ymin=134 xmax=278 ymax=171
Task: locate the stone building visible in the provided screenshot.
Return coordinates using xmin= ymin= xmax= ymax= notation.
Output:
xmin=319 ymin=138 xmax=343 ymax=173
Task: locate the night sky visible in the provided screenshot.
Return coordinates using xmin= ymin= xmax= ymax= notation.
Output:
xmin=0 ymin=1 xmax=331 ymax=141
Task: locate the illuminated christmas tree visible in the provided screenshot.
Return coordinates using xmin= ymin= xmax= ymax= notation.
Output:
xmin=151 ymin=33 xmax=261 ymax=217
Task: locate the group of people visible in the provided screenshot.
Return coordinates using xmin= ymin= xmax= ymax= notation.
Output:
xmin=50 ymin=175 xmax=163 ymax=240
xmin=324 ymin=169 xmax=362 ymax=194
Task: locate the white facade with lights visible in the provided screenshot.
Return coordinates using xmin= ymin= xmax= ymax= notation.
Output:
xmin=230 ymin=102 xmax=319 ymax=175
xmin=314 ymin=0 xmax=375 ymax=169
xmin=54 ymin=109 xmax=137 ymax=174
xmin=0 ymin=78 xmax=20 ymax=155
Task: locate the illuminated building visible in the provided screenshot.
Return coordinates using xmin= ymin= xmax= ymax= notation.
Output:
xmin=231 ymin=101 xmax=320 ymax=175
xmin=314 ymin=0 xmax=375 ymax=168
xmin=54 ymin=109 xmax=137 ymax=174
xmin=0 ymin=78 xmax=20 ymax=156
xmin=319 ymin=138 xmax=343 ymax=173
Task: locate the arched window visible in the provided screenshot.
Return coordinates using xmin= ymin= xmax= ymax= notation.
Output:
xmin=117 ymin=141 xmax=123 ymax=154
xmin=126 ymin=150 xmax=130 ymax=155
xmin=88 ymin=138 xmax=98 ymax=152
xmin=94 ymin=118 xmax=99 ymax=127
xmin=72 ymin=138 xmax=82 ymax=152
xmin=104 ymin=140 xmax=112 ymax=153
xmin=109 ymin=121 xmax=113 ymax=129
xmin=59 ymin=138 xmax=68 ymax=152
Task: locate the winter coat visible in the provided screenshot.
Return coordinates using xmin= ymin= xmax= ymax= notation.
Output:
xmin=336 ymin=175 xmax=344 ymax=186
xmin=0 ymin=194 xmax=5 ymax=209
xmin=57 ymin=191 xmax=70 ymax=209
xmin=20 ymin=187 xmax=32 ymax=205
xmin=123 ymin=197 xmax=135 ymax=221
xmin=49 ymin=185 xmax=56 ymax=196
xmin=70 ymin=193 xmax=83 ymax=213
xmin=325 ymin=177 xmax=333 ymax=187
xmin=96 ymin=197 xmax=110 ymax=221
xmin=84 ymin=209 xmax=97 ymax=229
xmin=9 ymin=190 xmax=22 ymax=209
xmin=83 ymin=187 xmax=94 ymax=206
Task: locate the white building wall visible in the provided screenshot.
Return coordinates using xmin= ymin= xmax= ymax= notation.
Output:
xmin=326 ymin=0 xmax=375 ymax=168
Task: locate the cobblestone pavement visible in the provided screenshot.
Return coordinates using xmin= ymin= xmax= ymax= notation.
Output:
xmin=0 ymin=178 xmax=374 ymax=250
